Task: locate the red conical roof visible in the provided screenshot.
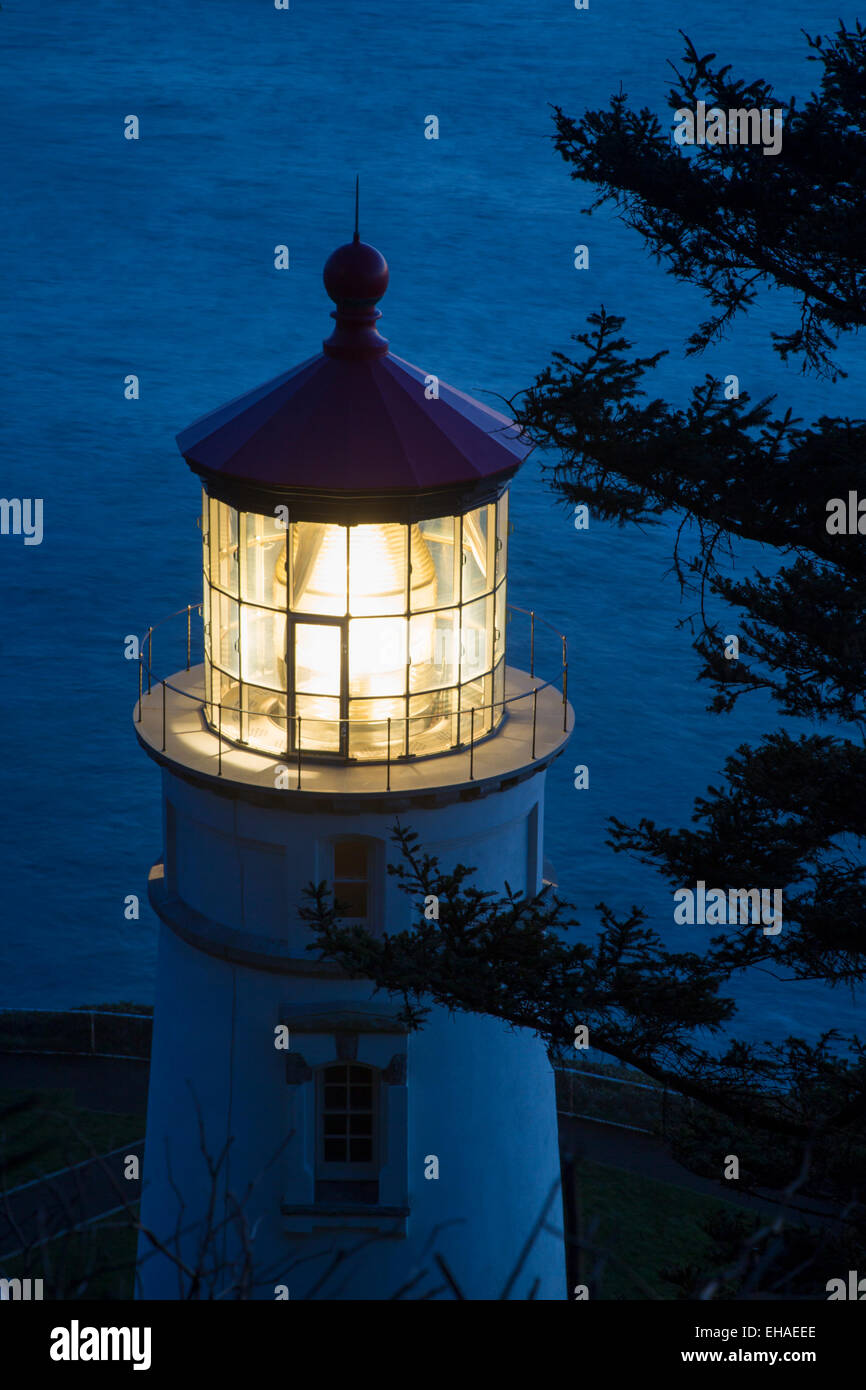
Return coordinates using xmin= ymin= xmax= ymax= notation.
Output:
xmin=176 ymin=238 xmax=532 ymax=521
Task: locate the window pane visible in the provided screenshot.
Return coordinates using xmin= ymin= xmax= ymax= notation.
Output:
xmin=410 ymin=610 xmax=457 ymax=692
xmin=493 ymin=659 xmax=506 ymax=720
xmin=241 ymin=603 xmax=285 ymax=690
xmin=241 ymin=511 xmax=287 ymax=608
xmin=458 ymin=674 xmax=493 ymax=742
xmin=408 ymin=523 xmax=438 ymax=610
xmin=408 ymin=687 xmax=457 ymax=756
xmin=295 ymin=694 xmax=340 ymax=753
xmin=212 ymin=590 xmax=239 ymax=677
xmin=334 ymin=841 xmax=367 ymax=879
xmin=349 ymin=524 xmax=407 ymax=616
xmin=211 ymin=500 xmax=239 ymax=595
xmin=294 ymin=623 xmax=340 ymax=695
xmin=347 ymin=698 xmax=400 ymax=759
xmin=460 ymin=596 xmax=493 ymax=680
xmin=202 ymin=581 xmax=211 ymax=663
xmin=495 ymin=492 xmax=508 ymax=584
xmin=202 ymin=490 xmax=210 ymax=579
xmin=349 ymin=617 xmax=406 ymax=697
xmin=319 ymin=1065 xmax=377 ymax=1174
xmin=417 ymin=516 xmax=457 ymax=608
xmin=461 ymin=506 xmax=493 ymax=601
xmin=334 ymin=881 xmax=367 ymax=918
xmin=291 ymin=523 xmax=347 ymax=615
xmin=204 ymin=653 xmax=213 ymax=713
xmin=211 ymin=668 xmax=240 ymax=742
xmin=494 ymin=581 xmax=506 ymax=666
xmin=241 ymin=683 xmax=287 ymax=754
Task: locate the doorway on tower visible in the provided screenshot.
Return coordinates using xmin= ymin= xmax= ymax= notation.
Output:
xmin=315 ymin=1062 xmax=380 ymax=1205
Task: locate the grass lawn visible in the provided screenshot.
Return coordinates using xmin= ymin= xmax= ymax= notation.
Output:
xmin=0 ymin=1087 xmax=144 ymax=1189
xmin=2 ymin=1213 xmax=139 ymax=1300
xmin=576 ymin=1158 xmax=756 ymax=1298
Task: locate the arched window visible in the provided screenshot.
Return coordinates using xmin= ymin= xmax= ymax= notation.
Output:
xmin=316 ymin=1062 xmax=380 ymax=1205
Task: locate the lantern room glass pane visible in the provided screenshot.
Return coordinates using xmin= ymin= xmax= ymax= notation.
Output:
xmin=241 ymin=511 xmax=287 ymax=609
xmin=212 ymin=667 xmax=240 ymax=742
xmin=240 ymin=603 xmax=285 ymax=691
xmin=347 ymin=698 xmax=402 ymax=759
xmin=295 ymin=623 xmax=340 ymax=696
xmin=242 ymin=684 xmax=287 ymax=754
xmin=408 ymin=523 xmax=438 ymax=611
xmin=408 ymin=609 xmax=437 ymax=680
xmin=296 ymin=694 xmax=340 ymax=752
xmin=202 ymin=490 xmax=211 ymax=579
xmin=202 ymin=578 xmax=211 ymax=652
xmin=458 ymin=673 xmax=493 ymax=742
xmin=417 ymin=516 xmax=457 ymax=609
xmin=410 ymin=610 xmax=457 ymax=692
xmin=292 ymin=522 xmax=347 ymax=615
xmin=461 ymin=505 xmax=493 ymax=602
xmin=495 ymin=493 xmax=508 ymax=585
xmin=494 ymin=581 xmax=506 ymax=666
xmin=460 ymin=596 xmax=493 ymax=680
xmin=349 ymin=524 xmax=407 ymax=616
xmin=213 ymin=591 xmax=239 ymax=677
xmin=493 ymin=659 xmax=505 ymax=717
xmin=408 ymin=687 xmax=456 ymax=755
xmin=349 ymin=617 xmax=406 ymax=698
xmin=211 ymin=500 xmax=239 ymax=595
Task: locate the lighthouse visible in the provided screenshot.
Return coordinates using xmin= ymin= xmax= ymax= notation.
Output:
xmin=134 ymin=229 xmax=573 ymax=1300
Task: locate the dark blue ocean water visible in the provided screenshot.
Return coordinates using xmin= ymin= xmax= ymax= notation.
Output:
xmin=1 ymin=0 xmax=862 ymax=1047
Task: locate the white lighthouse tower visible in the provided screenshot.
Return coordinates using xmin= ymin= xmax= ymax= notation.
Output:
xmin=134 ymin=231 xmax=573 ymax=1300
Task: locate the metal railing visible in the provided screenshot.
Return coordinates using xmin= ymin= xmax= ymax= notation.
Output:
xmin=0 ymin=1009 xmax=153 ymax=1061
xmin=135 ymin=602 xmax=569 ymax=788
xmin=554 ymin=1056 xmax=695 ymax=1137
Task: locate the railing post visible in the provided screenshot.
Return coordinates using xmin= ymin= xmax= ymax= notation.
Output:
xmin=530 ymin=610 xmax=535 ymax=678
xmin=161 ymin=680 xmax=166 ymax=751
xmin=186 ymin=604 xmax=192 ymax=671
xmin=469 ymin=706 xmax=475 ymax=781
xmin=146 ymin=628 xmax=152 ymax=695
xmin=137 ymin=655 xmax=143 ymax=723
xmin=562 ymin=635 xmax=568 ymax=732
xmin=531 ymin=686 xmax=538 ymax=760
xmin=386 ymin=717 xmax=391 ymax=792
xmin=296 ymin=715 xmax=302 ymax=790
xmin=218 ymin=700 xmax=222 ymax=776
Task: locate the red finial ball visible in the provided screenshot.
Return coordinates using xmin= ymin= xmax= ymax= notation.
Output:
xmin=323 ymin=240 xmax=389 ymax=305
